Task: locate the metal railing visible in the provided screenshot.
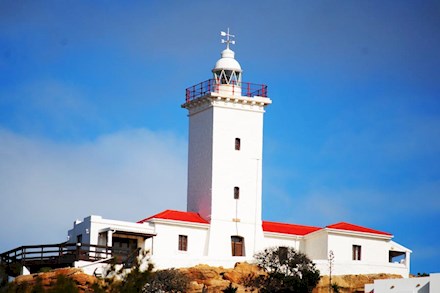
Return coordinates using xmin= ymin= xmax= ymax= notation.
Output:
xmin=185 ymin=79 xmax=268 ymax=103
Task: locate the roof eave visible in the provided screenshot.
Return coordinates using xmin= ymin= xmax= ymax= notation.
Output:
xmin=146 ymin=218 xmax=210 ymax=229
xmin=263 ymin=231 xmax=305 ymax=239
xmin=326 ymin=228 xmax=393 ymax=239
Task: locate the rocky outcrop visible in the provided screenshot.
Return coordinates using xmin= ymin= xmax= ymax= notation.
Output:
xmin=13 ymin=268 xmax=100 ymax=292
xmin=9 ymin=264 xmax=403 ymax=292
xmin=313 ymin=274 xmax=403 ymax=293
xmin=180 ymin=262 xmax=265 ymax=292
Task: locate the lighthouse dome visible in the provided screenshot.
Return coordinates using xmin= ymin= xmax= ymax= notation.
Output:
xmin=213 ymin=48 xmax=242 ymax=72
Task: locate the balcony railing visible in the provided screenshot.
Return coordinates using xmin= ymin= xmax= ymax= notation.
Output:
xmin=185 ymin=79 xmax=268 ymax=103
xmin=0 ymin=242 xmax=139 ymax=276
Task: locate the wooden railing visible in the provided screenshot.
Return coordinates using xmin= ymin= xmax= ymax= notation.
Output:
xmin=0 ymin=242 xmax=136 ymax=275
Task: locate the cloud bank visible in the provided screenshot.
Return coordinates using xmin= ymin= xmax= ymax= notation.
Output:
xmin=0 ymin=128 xmax=187 ymax=251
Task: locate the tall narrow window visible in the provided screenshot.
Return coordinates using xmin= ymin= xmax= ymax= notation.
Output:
xmin=231 ymin=236 xmax=244 ymax=256
xmin=76 ymin=234 xmax=82 ymax=244
xmin=178 ymin=235 xmax=188 ymax=251
xmin=352 ymin=245 xmax=361 ymax=260
xmin=234 ymin=187 xmax=240 ymax=199
xmin=278 ymin=246 xmax=288 ymax=263
xmin=235 ymin=138 xmax=241 ymax=150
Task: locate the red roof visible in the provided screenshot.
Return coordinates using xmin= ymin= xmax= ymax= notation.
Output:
xmin=263 ymin=221 xmax=321 ymax=236
xmin=138 ymin=211 xmax=391 ymax=237
xmin=138 ymin=209 xmax=209 ymax=224
xmin=326 ymin=222 xmax=392 ymax=236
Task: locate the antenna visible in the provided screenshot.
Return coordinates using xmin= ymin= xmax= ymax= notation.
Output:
xmin=220 ymin=28 xmax=235 ymax=49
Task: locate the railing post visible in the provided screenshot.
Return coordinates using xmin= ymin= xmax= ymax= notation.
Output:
xmin=76 ymin=243 xmax=81 ymax=261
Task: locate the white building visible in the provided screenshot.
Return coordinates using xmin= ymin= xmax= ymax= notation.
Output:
xmin=67 ymin=30 xmax=411 ymax=277
xmin=365 ymin=273 xmax=440 ymax=293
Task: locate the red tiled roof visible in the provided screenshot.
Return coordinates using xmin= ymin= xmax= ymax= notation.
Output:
xmin=263 ymin=221 xmax=321 ymax=236
xmin=138 ymin=211 xmax=391 ymax=237
xmin=138 ymin=209 xmax=209 ymax=224
xmin=326 ymin=222 xmax=392 ymax=236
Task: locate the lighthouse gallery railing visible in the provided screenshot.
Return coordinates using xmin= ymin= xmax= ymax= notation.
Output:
xmin=185 ymin=79 xmax=268 ymax=103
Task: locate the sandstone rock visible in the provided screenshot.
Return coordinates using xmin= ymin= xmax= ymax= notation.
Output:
xmin=9 ymin=264 xmax=404 ymax=293
xmin=313 ymin=273 xmax=403 ymax=293
xmin=12 ymin=268 xmax=100 ymax=293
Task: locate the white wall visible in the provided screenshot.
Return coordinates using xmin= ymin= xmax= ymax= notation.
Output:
xmin=366 ymin=274 xmax=439 ymax=293
xmin=304 ymin=231 xmax=328 ymax=260
xmin=186 ymin=102 xmax=214 ymax=221
xmin=184 ymin=92 xmax=271 ymax=261
xmin=207 ymin=97 xmax=268 ymax=259
xmin=150 ymin=220 xmax=208 ymax=258
xmin=315 ymin=259 xmax=409 ymax=277
xmin=68 ymin=215 xmax=155 ymax=247
xmin=306 ymin=231 xmax=410 ymax=277
xmin=263 ymin=233 xmax=301 ymax=251
xmin=210 ymin=101 xmax=265 ymax=224
xmin=328 ymin=232 xmax=389 ymax=263
xmin=149 ymin=219 xmax=256 ymax=270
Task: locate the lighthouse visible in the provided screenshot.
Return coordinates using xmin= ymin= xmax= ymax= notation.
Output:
xmin=41 ymin=30 xmax=411 ymax=277
xmin=182 ymin=29 xmax=272 ymax=258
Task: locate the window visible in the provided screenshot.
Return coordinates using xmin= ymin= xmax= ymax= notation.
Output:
xmin=76 ymin=234 xmax=82 ymax=244
xmin=352 ymin=245 xmax=361 ymax=260
xmin=113 ymin=237 xmax=138 ymax=263
xmin=235 ymin=138 xmax=241 ymax=150
xmin=231 ymin=236 xmax=244 ymax=256
xmin=234 ymin=186 xmax=240 ymax=199
xmin=389 ymin=250 xmax=406 ymax=264
xmin=178 ymin=235 xmax=188 ymax=251
xmin=278 ymin=246 xmax=288 ymax=263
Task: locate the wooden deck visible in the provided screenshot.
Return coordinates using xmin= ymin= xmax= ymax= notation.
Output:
xmin=0 ymin=242 xmax=135 ymax=276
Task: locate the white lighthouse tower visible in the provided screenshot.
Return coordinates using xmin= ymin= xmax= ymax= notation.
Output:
xmin=182 ymin=29 xmax=272 ymax=259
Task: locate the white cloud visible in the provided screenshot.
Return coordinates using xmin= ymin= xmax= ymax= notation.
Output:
xmin=0 ymin=128 xmax=187 ymax=251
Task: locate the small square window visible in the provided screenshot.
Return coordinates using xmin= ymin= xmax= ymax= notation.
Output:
xmin=235 ymin=138 xmax=241 ymax=150
xmin=234 ymin=187 xmax=240 ymax=199
xmin=178 ymin=235 xmax=188 ymax=251
xmin=353 ymin=245 xmax=361 ymax=260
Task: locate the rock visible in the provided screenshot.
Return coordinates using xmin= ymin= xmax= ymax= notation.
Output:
xmin=9 ymin=264 xmax=404 ymax=293
xmin=12 ymin=268 xmax=100 ymax=293
xmin=178 ymin=262 xmax=264 ymax=292
xmin=313 ymin=273 xmax=403 ymax=293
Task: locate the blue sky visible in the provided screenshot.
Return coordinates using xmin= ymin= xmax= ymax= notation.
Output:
xmin=1 ymin=1 xmax=439 ymax=274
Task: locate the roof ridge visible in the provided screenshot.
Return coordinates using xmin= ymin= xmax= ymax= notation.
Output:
xmin=137 ymin=209 xmax=209 ymax=224
xmin=326 ymin=221 xmax=392 ymax=236
xmin=263 ymin=220 xmax=321 ymax=228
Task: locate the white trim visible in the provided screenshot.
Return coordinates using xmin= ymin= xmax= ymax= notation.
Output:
xmin=325 ymin=228 xmax=393 ymax=240
xmin=263 ymin=231 xmax=304 ymax=240
xmin=147 ymin=218 xmax=210 ymax=229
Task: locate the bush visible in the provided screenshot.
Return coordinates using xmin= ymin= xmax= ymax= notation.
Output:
xmin=144 ymin=268 xmax=189 ymax=293
xmin=103 ymin=252 xmax=189 ymax=293
xmin=252 ymin=246 xmax=321 ymax=293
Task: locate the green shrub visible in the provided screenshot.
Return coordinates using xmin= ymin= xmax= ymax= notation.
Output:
xmin=252 ymin=246 xmax=321 ymax=293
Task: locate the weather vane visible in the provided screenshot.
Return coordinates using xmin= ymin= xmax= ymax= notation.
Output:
xmin=220 ymin=28 xmax=235 ymax=49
